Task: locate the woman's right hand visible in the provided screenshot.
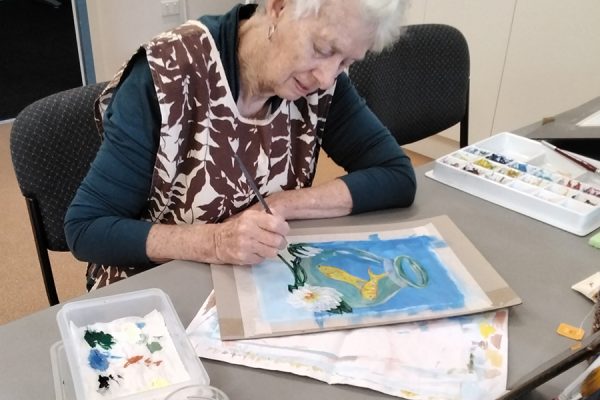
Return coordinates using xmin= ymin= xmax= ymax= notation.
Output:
xmin=146 ymin=209 xmax=289 ymax=266
xmin=212 ymin=209 xmax=289 ymax=265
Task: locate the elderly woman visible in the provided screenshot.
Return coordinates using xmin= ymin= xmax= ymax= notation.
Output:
xmin=65 ymin=0 xmax=416 ymax=289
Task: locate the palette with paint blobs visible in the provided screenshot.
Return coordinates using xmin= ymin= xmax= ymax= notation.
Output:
xmin=55 ymin=288 xmax=209 ymax=400
xmin=426 ymin=132 xmax=600 ymax=236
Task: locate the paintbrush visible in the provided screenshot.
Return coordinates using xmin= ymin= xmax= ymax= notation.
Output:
xmin=233 ymin=153 xmax=288 ymax=250
xmin=233 ymin=153 xmax=272 ymax=214
xmin=497 ymin=328 xmax=600 ymax=400
xmin=541 ymin=140 xmax=600 ymax=174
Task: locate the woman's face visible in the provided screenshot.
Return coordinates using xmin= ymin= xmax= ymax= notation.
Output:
xmin=262 ymin=0 xmax=375 ymax=100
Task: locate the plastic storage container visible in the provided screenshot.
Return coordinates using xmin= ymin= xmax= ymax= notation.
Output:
xmin=426 ymin=132 xmax=600 ymax=236
xmin=51 ymin=341 xmax=76 ymax=400
xmin=56 ymin=288 xmax=209 ymax=400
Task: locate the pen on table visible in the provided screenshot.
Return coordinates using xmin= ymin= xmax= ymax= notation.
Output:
xmin=540 ymin=140 xmax=600 ymax=174
xmin=233 ymin=153 xmax=272 ymax=214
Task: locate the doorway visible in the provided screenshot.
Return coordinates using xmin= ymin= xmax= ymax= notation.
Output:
xmin=0 ymin=0 xmax=83 ymax=121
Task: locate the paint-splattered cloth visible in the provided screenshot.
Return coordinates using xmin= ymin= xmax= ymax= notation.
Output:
xmin=188 ymin=292 xmax=510 ymax=400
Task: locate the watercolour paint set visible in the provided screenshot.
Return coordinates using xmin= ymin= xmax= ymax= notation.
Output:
xmin=54 ymin=289 xmax=209 ymax=400
xmin=426 ymin=132 xmax=600 ymax=236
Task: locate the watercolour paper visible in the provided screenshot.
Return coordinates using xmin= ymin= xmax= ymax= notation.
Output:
xmin=187 ymin=292 xmax=510 ymax=400
xmin=211 ymin=215 xmax=521 ymax=339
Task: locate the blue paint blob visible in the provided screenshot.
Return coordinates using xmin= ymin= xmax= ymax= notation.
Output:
xmin=135 ymin=322 xmax=146 ymax=329
xmin=88 ymin=349 xmax=109 ymax=371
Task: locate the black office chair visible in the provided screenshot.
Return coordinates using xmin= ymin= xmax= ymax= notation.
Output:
xmin=10 ymin=82 xmax=107 ymax=306
xmin=349 ymin=23 xmax=470 ymax=148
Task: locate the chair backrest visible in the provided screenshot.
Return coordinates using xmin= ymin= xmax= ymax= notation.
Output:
xmin=9 ymin=82 xmax=107 ymax=305
xmin=349 ymin=24 xmax=470 ymax=148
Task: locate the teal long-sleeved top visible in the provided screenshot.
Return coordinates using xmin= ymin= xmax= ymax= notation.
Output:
xmin=64 ymin=4 xmax=416 ymax=267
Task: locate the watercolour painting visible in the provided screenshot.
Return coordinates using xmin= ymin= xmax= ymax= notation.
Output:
xmin=211 ymin=215 xmax=521 ymax=340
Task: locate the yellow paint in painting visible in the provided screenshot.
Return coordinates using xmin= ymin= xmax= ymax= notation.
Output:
xmin=485 ymin=348 xmax=503 ymax=368
xmin=303 ymin=291 xmax=317 ymax=302
xmin=318 ymin=265 xmax=366 ymax=290
xmin=360 ymin=268 xmax=387 ymax=300
xmin=479 ymin=322 xmax=496 ymax=339
xmin=318 ymin=265 xmax=387 ymax=300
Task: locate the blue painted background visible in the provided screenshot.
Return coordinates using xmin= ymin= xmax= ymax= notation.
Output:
xmin=252 ymin=235 xmax=471 ymax=324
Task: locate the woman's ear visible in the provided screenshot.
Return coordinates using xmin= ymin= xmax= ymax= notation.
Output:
xmin=265 ymin=0 xmax=286 ymax=19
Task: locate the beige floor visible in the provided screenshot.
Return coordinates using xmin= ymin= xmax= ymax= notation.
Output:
xmin=0 ymin=121 xmax=87 ymax=325
xmin=0 ymin=121 xmax=431 ymax=325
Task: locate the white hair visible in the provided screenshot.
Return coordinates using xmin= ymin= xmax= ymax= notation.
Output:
xmin=246 ymin=0 xmax=409 ymax=52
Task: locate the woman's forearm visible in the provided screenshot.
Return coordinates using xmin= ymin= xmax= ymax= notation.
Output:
xmin=267 ymin=178 xmax=353 ymax=220
xmin=146 ymin=223 xmax=216 ymax=264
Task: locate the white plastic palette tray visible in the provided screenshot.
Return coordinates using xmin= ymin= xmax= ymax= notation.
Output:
xmin=426 ymin=132 xmax=600 ymax=236
xmin=50 ymin=341 xmax=215 ymax=400
xmin=55 ymin=289 xmax=210 ymax=400
xmin=51 ymin=341 xmax=76 ymax=400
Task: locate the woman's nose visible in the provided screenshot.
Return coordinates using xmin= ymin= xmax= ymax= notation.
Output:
xmin=313 ymin=57 xmax=343 ymax=90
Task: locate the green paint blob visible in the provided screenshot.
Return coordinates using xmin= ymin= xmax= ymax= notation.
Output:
xmin=84 ymin=329 xmax=115 ymax=350
xmin=146 ymin=341 xmax=163 ymax=353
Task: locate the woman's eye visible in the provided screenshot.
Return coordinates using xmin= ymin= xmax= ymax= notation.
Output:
xmin=313 ymin=44 xmax=331 ymax=57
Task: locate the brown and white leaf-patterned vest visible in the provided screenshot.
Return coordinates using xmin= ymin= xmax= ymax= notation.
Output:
xmin=90 ymin=20 xmax=335 ymax=289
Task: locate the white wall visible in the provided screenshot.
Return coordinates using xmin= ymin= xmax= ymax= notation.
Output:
xmin=493 ymin=1 xmax=600 ymax=134
xmin=86 ymin=0 xmax=600 ymax=158
xmin=187 ymin=0 xmax=237 ymax=17
xmin=87 ymin=0 xmax=239 ymax=82
xmin=404 ymin=0 xmax=600 ymax=159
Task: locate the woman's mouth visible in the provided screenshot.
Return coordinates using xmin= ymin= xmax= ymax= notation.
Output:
xmin=294 ymin=78 xmax=310 ymax=95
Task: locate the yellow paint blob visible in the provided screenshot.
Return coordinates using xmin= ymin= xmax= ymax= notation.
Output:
xmin=400 ymin=389 xmax=418 ymax=399
xmin=479 ymin=322 xmax=496 ymax=339
xmin=150 ymin=377 xmax=170 ymax=388
xmin=122 ymin=323 xmax=141 ymax=343
xmin=485 ymin=349 xmax=503 ymax=368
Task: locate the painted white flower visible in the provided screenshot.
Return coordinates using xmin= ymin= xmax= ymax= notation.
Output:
xmin=292 ymin=245 xmax=322 ymax=258
xmin=287 ymin=285 xmax=343 ymax=312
